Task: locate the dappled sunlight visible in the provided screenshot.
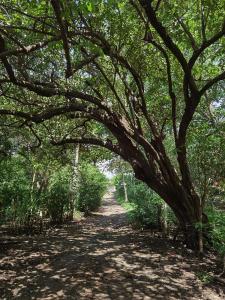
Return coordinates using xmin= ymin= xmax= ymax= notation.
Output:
xmin=0 ymin=192 xmax=224 ymax=299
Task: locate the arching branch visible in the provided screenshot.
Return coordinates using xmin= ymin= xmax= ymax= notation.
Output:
xmin=51 ymin=137 xmax=123 ymax=157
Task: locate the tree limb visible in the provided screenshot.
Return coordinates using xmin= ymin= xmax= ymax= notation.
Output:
xmin=199 ymin=70 xmax=225 ymax=96
xmin=150 ymin=40 xmax=178 ymax=141
xmin=176 ymin=17 xmax=198 ymax=51
xmin=0 ymin=35 xmax=17 ymax=83
xmin=51 ymin=0 xmax=72 ymax=78
xmin=0 ymin=37 xmax=60 ymax=59
xmin=139 ymin=0 xmax=197 ymax=93
xmin=189 ymin=21 xmax=225 ymax=68
xmin=51 ymin=137 xmax=122 ymax=156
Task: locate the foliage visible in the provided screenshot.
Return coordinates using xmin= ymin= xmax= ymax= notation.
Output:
xmin=114 ymin=173 xmax=175 ymax=229
xmin=0 ymin=155 xmax=33 ymax=225
xmin=206 ymin=208 xmax=225 ymax=256
xmin=45 ymin=166 xmax=72 ymax=224
xmin=188 ymin=109 xmax=225 ymax=203
xmin=195 ymin=271 xmax=213 ymax=284
xmin=0 ymin=139 xmax=108 ymax=228
xmin=0 ymin=0 xmax=224 ymax=249
xmin=76 ymin=163 xmax=107 ymax=214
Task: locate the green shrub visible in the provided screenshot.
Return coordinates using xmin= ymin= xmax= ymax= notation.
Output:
xmin=76 ymin=163 xmax=107 ymax=214
xmin=114 ymin=173 xmax=175 ymax=229
xmin=45 ymin=166 xmax=72 ymax=224
xmin=0 ymin=156 xmax=32 ymax=225
xmin=206 ymin=207 xmax=225 ymax=256
xmin=0 ymin=155 xmax=108 ymax=226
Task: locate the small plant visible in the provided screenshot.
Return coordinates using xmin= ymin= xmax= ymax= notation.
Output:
xmin=196 ymin=271 xmax=213 ymax=284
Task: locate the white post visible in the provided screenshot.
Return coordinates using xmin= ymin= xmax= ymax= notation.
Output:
xmin=123 ymin=173 xmax=128 ymax=202
xmin=69 ymin=143 xmax=80 ymax=219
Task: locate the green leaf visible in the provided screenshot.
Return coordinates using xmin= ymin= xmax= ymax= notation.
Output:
xmin=87 ymin=2 xmax=93 ymax=12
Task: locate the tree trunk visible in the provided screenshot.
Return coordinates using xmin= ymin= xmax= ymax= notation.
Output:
xmin=68 ymin=143 xmax=80 ymax=220
xmin=168 ymin=192 xmax=206 ymax=252
xmin=143 ymin=176 xmax=207 ymax=252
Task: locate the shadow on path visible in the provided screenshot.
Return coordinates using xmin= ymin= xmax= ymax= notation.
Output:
xmin=0 ymin=191 xmax=224 ymax=299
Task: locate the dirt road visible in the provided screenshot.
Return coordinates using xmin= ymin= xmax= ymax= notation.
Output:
xmin=0 ymin=191 xmax=224 ymax=299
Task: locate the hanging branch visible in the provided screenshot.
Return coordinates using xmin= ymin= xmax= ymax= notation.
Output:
xmin=51 ymin=0 xmax=72 ymax=78
xmin=0 ymin=35 xmax=17 ymax=83
xmin=150 ymin=40 xmax=178 ymax=142
xmin=155 ymin=0 xmax=162 ymax=12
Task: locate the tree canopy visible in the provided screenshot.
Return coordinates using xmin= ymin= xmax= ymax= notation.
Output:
xmin=0 ymin=0 xmax=224 ymax=250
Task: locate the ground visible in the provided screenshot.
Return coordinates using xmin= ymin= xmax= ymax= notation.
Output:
xmin=0 ymin=190 xmax=224 ymax=300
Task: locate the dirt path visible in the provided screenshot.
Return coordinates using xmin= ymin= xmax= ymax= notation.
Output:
xmin=0 ymin=191 xmax=224 ymax=300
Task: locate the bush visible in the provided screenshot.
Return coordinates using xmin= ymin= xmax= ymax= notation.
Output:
xmin=114 ymin=173 xmax=175 ymax=229
xmin=76 ymin=163 xmax=107 ymax=214
xmin=45 ymin=166 xmax=72 ymax=224
xmin=0 ymin=154 xmax=108 ymax=227
xmin=206 ymin=207 xmax=225 ymax=256
xmin=0 ymin=156 xmax=32 ymax=225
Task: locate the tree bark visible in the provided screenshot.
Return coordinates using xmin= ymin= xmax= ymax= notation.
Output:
xmin=137 ymin=172 xmax=207 ymax=252
xmin=167 ymin=194 xmax=207 ymax=251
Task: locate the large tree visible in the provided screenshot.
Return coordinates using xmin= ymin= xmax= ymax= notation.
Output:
xmin=0 ymin=0 xmax=224 ymax=251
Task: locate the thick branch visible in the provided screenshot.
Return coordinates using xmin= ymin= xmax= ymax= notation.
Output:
xmin=73 ymin=54 xmax=99 ymax=73
xmin=155 ymin=0 xmax=162 ymax=12
xmin=51 ymin=0 xmax=72 ymax=78
xmin=0 ymin=35 xmax=17 ymax=83
xmin=0 ymin=105 xmax=84 ymax=123
xmin=1 ymin=78 xmax=113 ymax=115
xmin=51 ymin=137 xmax=122 ymax=156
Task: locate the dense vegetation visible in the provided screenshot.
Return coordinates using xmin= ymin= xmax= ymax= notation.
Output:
xmin=0 ymin=135 xmax=107 ymax=231
xmin=75 ymin=162 xmax=107 ymax=215
xmin=115 ymin=171 xmax=225 ymax=264
xmin=115 ymin=173 xmax=170 ymax=230
xmin=0 ymin=0 xmax=224 ymax=255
